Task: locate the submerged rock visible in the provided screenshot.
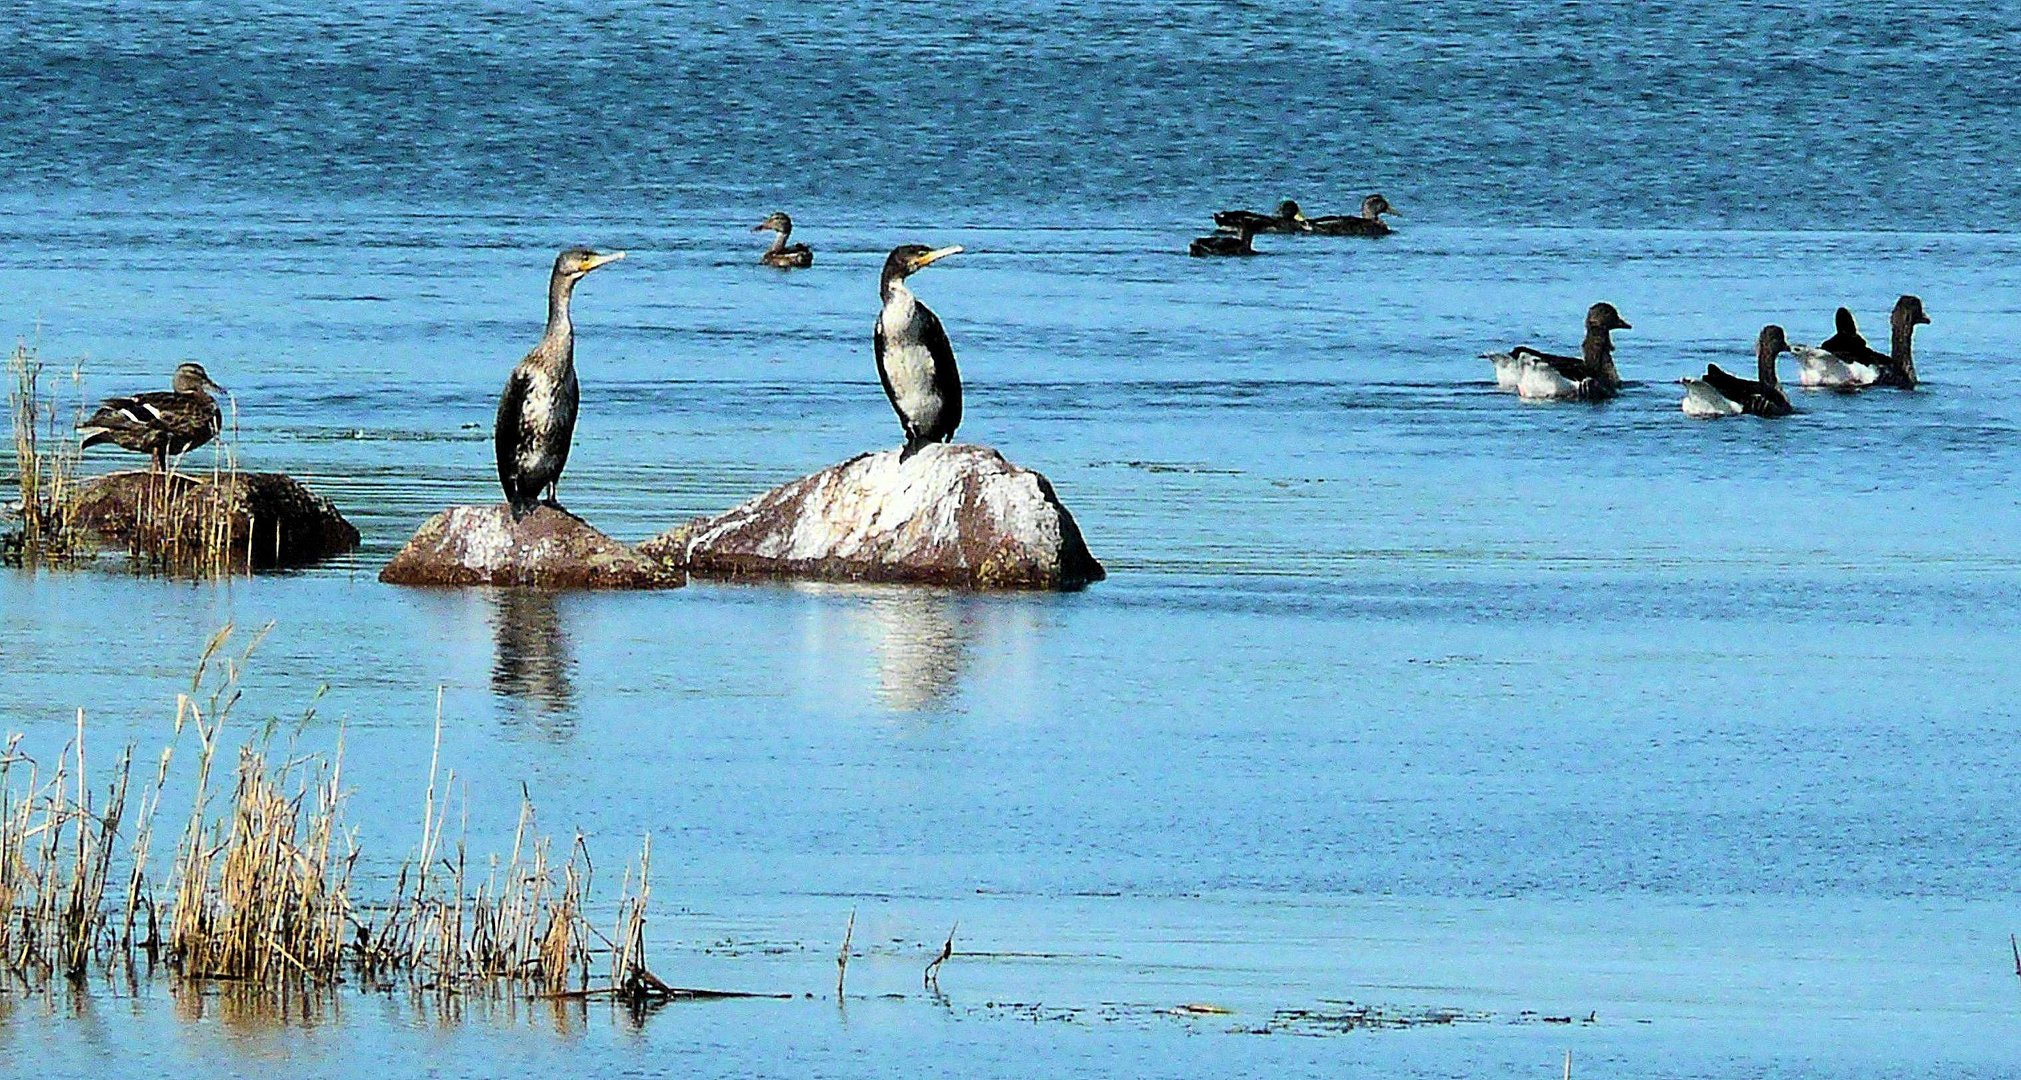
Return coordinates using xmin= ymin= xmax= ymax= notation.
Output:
xmin=69 ymin=470 xmax=359 ymax=569
xmin=641 ymin=444 xmax=1104 ymax=591
xmin=379 ymin=504 xmax=681 ymax=589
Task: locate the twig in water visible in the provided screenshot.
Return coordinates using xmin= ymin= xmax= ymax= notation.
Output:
xmin=836 ymin=908 xmax=855 ymax=998
xmin=923 ymin=922 xmax=956 ymax=988
xmin=2011 ymin=934 xmax=2019 ymax=977
xmin=1563 ymin=1050 xmax=1572 ymax=1080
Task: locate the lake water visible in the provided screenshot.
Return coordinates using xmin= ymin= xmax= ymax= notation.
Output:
xmin=3 ymin=2 xmax=2021 ymax=1077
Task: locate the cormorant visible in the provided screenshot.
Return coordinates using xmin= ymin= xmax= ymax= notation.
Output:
xmin=495 ymin=246 xmax=625 ymax=518
xmin=1213 ymin=199 xmax=1306 ymax=235
xmin=753 ymin=211 xmax=813 ymax=268
xmin=1680 ymin=326 xmax=1794 ymax=418
xmin=874 ymin=243 xmax=963 ymax=459
xmin=1306 ymin=194 xmax=1398 ymax=237
xmin=1789 ymin=296 xmax=1928 ymax=389
xmin=1190 ymin=219 xmax=1261 ymax=257
xmin=78 ymin=362 xmax=225 ymax=471
xmin=1483 ymin=303 xmax=1631 ymax=400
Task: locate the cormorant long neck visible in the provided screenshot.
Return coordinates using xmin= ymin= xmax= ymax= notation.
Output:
xmin=880 ymin=267 xmax=912 ymax=305
xmin=1582 ymin=326 xmax=1620 ymax=387
xmin=544 ymin=269 xmax=578 ymax=353
xmin=1890 ymin=309 xmax=1918 ymax=383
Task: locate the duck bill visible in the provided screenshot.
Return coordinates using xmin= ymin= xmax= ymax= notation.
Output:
xmin=908 ymin=245 xmax=963 ymax=272
xmin=583 ymin=251 xmax=627 ymax=271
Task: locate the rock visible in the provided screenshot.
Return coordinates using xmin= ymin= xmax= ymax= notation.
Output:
xmin=640 ymin=444 xmax=1104 ymax=591
xmin=69 ymin=470 xmax=359 ymax=569
xmin=379 ymin=504 xmax=681 ymax=589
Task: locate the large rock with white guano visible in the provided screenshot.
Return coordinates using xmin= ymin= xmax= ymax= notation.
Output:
xmin=640 ymin=444 xmax=1104 ymax=591
xmin=70 ymin=470 xmax=358 ymax=569
xmin=379 ymin=504 xmax=681 ymax=589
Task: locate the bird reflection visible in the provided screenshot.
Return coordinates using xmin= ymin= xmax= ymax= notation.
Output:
xmin=859 ymin=590 xmax=975 ymax=712
xmin=490 ymin=588 xmax=577 ymax=720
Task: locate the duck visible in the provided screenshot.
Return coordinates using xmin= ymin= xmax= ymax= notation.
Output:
xmin=77 ymin=362 xmax=226 ymax=471
xmin=1482 ymin=303 xmax=1631 ymax=401
xmin=1789 ymin=296 xmax=1928 ymax=389
xmin=1305 ymin=194 xmax=1397 ymax=237
xmin=1680 ymin=326 xmax=1794 ymax=418
xmin=1190 ymin=219 xmax=1261 ymax=257
xmin=752 ymin=211 xmax=813 ymax=269
xmin=1212 ymin=199 xmax=1306 ymax=235
xmin=495 ymin=246 xmax=625 ymax=518
xmin=875 ymin=243 xmax=964 ymax=459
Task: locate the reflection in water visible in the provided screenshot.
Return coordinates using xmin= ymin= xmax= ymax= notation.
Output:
xmin=490 ymin=589 xmax=577 ymax=719
xmin=858 ymin=591 xmax=976 ymax=713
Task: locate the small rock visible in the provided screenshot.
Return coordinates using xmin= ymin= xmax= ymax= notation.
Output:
xmin=69 ymin=470 xmax=359 ymax=569
xmin=379 ymin=504 xmax=681 ymax=589
xmin=640 ymin=444 xmax=1104 ymax=591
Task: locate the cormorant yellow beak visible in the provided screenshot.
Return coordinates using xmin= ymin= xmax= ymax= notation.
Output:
xmin=908 ymin=245 xmax=963 ymax=272
xmin=584 ymin=251 xmax=626 ymax=271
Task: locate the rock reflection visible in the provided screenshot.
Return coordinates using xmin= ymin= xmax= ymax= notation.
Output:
xmin=490 ymin=588 xmax=577 ymax=719
xmin=858 ymin=591 xmax=976 ymax=712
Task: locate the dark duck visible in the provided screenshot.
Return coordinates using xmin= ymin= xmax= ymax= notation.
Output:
xmin=78 ymin=362 xmax=226 ymax=470
xmin=875 ymin=243 xmax=965 ymax=460
xmin=1680 ymin=325 xmax=1794 ymax=418
xmin=752 ymin=211 xmax=813 ymax=268
xmin=1483 ymin=303 xmax=1631 ymax=401
xmin=1190 ymin=218 xmax=1262 ymax=257
xmin=1789 ymin=296 xmax=1928 ymax=389
xmin=1306 ymin=194 xmax=1398 ymax=237
xmin=1212 ymin=199 xmax=1306 ymax=235
xmin=494 ymin=246 xmax=625 ymax=518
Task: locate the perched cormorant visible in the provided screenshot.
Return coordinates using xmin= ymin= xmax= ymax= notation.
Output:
xmin=1213 ymin=199 xmax=1306 ymax=235
xmin=1306 ymin=194 xmax=1397 ymax=237
xmin=1680 ymin=326 xmax=1794 ymax=418
xmin=494 ymin=246 xmax=625 ymax=518
xmin=1483 ymin=303 xmax=1631 ymax=401
xmin=77 ymin=362 xmax=225 ymax=471
xmin=1790 ymin=296 xmax=1928 ymax=389
xmin=1190 ymin=219 xmax=1261 ymax=257
xmin=874 ymin=244 xmax=964 ymax=459
xmin=753 ymin=211 xmax=813 ymax=268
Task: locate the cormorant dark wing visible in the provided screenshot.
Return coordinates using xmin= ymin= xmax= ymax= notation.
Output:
xmin=1818 ymin=307 xmax=1871 ymax=358
xmin=1510 ymin=347 xmax=1590 ymax=381
xmin=494 ymin=367 xmax=529 ymax=508
xmin=1701 ymin=363 xmax=1759 ymax=403
xmin=914 ymin=301 xmax=961 ymax=443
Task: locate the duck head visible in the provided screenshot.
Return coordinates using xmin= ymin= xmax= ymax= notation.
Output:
xmin=1757 ymin=325 xmax=1790 ymax=383
xmin=1362 ymin=193 xmax=1397 ymax=219
xmin=752 ymin=211 xmax=793 ymax=235
xmin=171 ymin=362 xmax=224 ymax=395
xmin=1894 ymin=294 xmax=1930 ymax=327
xmin=1275 ymin=199 xmax=1305 ymax=223
xmin=1586 ymin=303 xmax=1631 ymax=333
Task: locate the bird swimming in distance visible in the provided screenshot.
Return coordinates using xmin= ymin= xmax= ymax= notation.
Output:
xmin=1483 ymin=303 xmax=1631 ymax=401
xmin=77 ymin=362 xmax=225 ymax=471
xmin=1680 ymin=325 xmax=1794 ymax=418
xmin=753 ymin=211 xmax=813 ymax=268
xmin=1213 ymin=199 xmax=1306 ymax=235
xmin=1306 ymin=194 xmax=1398 ymax=237
xmin=1789 ymin=296 xmax=1928 ymax=389
xmin=1190 ymin=219 xmax=1261 ymax=257
xmin=875 ymin=243 xmax=964 ymax=460
xmin=495 ymin=246 xmax=625 ymax=519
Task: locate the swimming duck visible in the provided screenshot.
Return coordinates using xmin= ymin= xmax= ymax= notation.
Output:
xmin=875 ymin=244 xmax=964 ymax=459
xmin=753 ymin=211 xmax=813 ymax=269
xmin=77 ymin=362 xmax=225 ymax=470
xmin=1789 ymin=296 xmax=1928 ymax=389
xmin=1212 ymin=200 xmax=1306 ymax=235
xmin=1305 ymin=194 xmax=1397 ymax=237
xmin=1680 ymin=326 xmax=1793 ymax=418
xmin=495 ymin=246 xmax=625 ymax=518
xmin=1190 ymin=219 xmax=1261 ymax=257
xmin=1483 ymin=303 xmax=1631 ymax=401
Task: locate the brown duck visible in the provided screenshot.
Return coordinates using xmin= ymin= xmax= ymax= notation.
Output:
xmin=78 ymin=362 xmax=225 ymax=470
xmin=753 ymin=212 xmax=813 ymax=268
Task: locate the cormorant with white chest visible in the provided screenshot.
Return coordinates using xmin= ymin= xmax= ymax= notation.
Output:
xmin=494 ymin=246 xmax=625 ymax=518
xmin=874 ymin=244 xmax=964 ymax=459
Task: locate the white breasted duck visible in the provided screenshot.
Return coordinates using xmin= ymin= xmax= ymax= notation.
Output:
xmin=1483 ymin=303 xmax=1631 ymax=401
xmin=1790 ymin=296 xmax=1929 ymax=389
xmin=1680 ymin=326 xmax=1794 ymax=418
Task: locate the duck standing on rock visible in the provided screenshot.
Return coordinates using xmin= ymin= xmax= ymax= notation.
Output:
xmin=875 ymin=243 xmax=965 ymax=460
xmin=78 ymin=362 xmax=225 ymax=471
xmin=1790 ymin=296 xmax=1928 ymax=389
xmin=1680 ymin=325 xmax=1794 ymax=418
xmin=1190 ymin=219 xmax=1261 ymax=257
xmin=495 ymin=247 xmax=625 ymax=519
xmin=1213 ymin=199 xmax=1306 ymax=234
xmin=1483 ymin=303 xmax=1631 ymax=401
xmin=1306 ymin=194 xmax=1398 ymax=237
xmin=753 ymin=211 xmax=813 ymax=268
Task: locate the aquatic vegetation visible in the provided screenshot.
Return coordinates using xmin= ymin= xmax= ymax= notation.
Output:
xmin=0 ymin=624 xmax=671 ymax=1004
xmin=4 ymin=342 xmax=84 ymax=562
